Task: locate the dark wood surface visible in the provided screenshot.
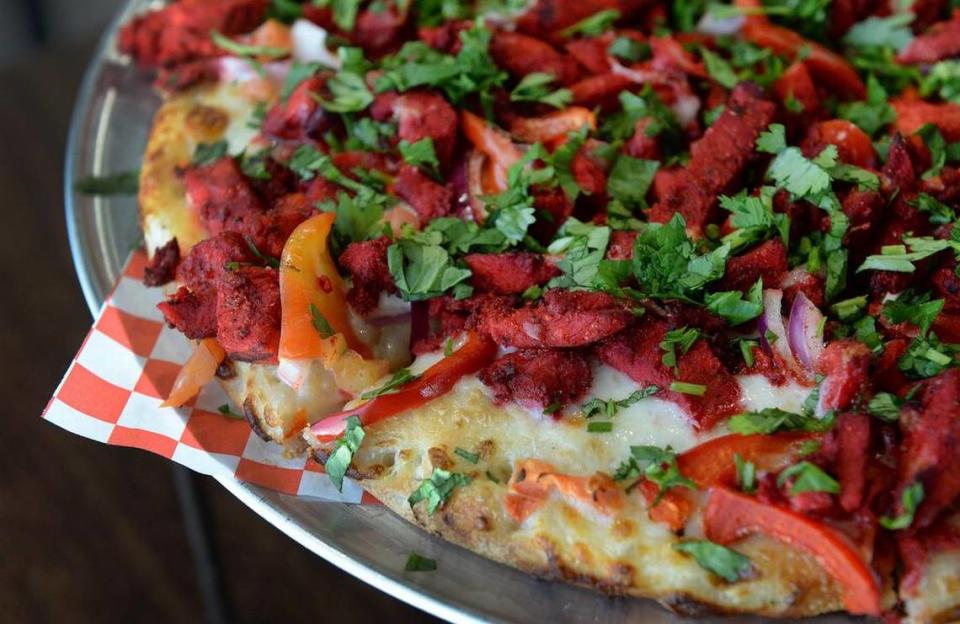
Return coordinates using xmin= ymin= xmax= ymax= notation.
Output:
xmin=0 ymin=39 xmax=436 ymax=624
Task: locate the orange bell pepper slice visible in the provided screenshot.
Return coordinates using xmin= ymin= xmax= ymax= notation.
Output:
xmin=461 ymin=110 xmax=524 ymax=193
xmin=162 ymin=338 xmax=226 ymax=408
xmin=278 ymin=213 xmax=372 ymax=389
xmin=505 ymin=458 xmax=625 ymax=523
xmin=641 ymin=433 xmax=818 ymax=530
xmin=704 ymin=486 xmax=881 ymax=616
xmin=509 ymin=107 xmax=597 ymax=145
xmin=309 ymin=332 xmax=498 ymax=441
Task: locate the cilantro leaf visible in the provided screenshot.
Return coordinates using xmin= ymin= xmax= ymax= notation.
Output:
xmin=408 ymin=468 xmax=472 ymax=514
xmin=193 ymin=140 xmax=229 ymax=166
xmin=756 ymin=123 xmax=787 ymax=154
xmin=74 ymin=170 xmax=140 ymax=196
xmin=608 ymin=36 xmax=650 ymax=62
xmin=837 ymin=74 xmax=895 ymax=136
xmin=777 ymin=461 xmax=839 ymax=495
xmin=767 ymin=146 xmax=834 ymax=198
xmin=313 ymin=0 xmax=363 ymax=32
xmin=316 ymin=68 xmax=373 ymax=113
xmin=210 ymin=30 xmax=289 ymax=59
xmin=404 ymin=552 xmax=438 ymax=571
xmin=867 ymin=392 xmax=903 ymax=422
xmin=673 ymin=540 xmax=752 ymax=583
xmin=883 ymin=290 xmax=944 ymax=336
xmin=325 ymin=415 xmax=365 ymax=491
xmin=454 ymin=447 xmax=480 ymax=464
xmin=631 ymin=214 xmax=730 ymax=301
xmin=700 ymin=47 xmax=738 ymax=89
xmin=558 ymin=9 xmax=620 ymax=38
xmin=509 ymin=72 xmax=572 ymax=109
xmin=879 ymin=482 xmax=924 ymax=530
xmin=399 ymin=138 xmax=440 ymax=177
xmin=606 ymin=156 xmax=659 ymax=209
xmin=660 ymin=327 xmax=701 ymax=373
xmin=614 ymin=445 xmax=696 ymax=503
xmin=920 ymin=60 xmax=960 ymax=106
xmin=388 ymin=237 xmax=473 ymax=301
xmin=719 ymin=190 xmax=790 ymax=251
xmin=281 ymin=60 xmax=324 ymax=101
xmin=728 ymin=407 xmax=835 ymax=434
xmin=843 ymin=13 xmax=914 ymax=52
xmin=361 ymin=368 xmax=419 ymax=400
xmin=705 ymin=279 xmax=764 ymax=325
xmin=912 ymin=193 xmax=957 ymax=226
xmin=582 ymin=386 xmax=659 ymax=419
xmin=309 ymin=304 xmax=335 ymax=339
xmin=734 ymin=454 xmax=756 ymax=493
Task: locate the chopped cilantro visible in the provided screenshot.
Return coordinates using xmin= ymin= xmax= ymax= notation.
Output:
xmin=74 ymin=170 xmax=140 ymax=196
xmin=558 ymin=9 xmax=620 ymax=38
xmin=606 ymin=155 xmax=659 ymax=209
xmin=315 ymin=68 xmax=373 ymax=113
xmin=705 ymin=279 xmax=764 ymax=325
xmin=399 ymin=138 xmax=440 ymax=177
xmin=587 ymin=421 xmax=613 ymax=433
xmin=408 ymin=468 xmax=472 ymax=514
xmin=613 ymin=445 xmax=696 ymax=503
xmin=912 ymin=193 xmax=957 ymax=226
xmin=509 ymin=72 xmax=572 ymax=109
xmin=608 ymin=36 xmax=649 ymax=62
xmin=404 ymin=552 xmax=438 ymax=571
xmin=318 ymin=188 xmax=391 ymax=255
xmin=210 ymin=30 xmax=288 ymax=59
xmin=920 ymin=60 xmax=960 ymax=106
xmin=837 ymin=74 xmax=895 ymax=136
xmin=631 ymin=214 xmax=731 ymax=302
xmin=360 ymin=368 xmax=419 ymax=399
xmin=660 ymin=327 xmax=701 ymax=373
xmin=777 ymin=461 xmax=839 ymax=495
xmin=582 ymin=386 xmax=659 ymax=419
xmin=728 ymin=407 xmax=835 ymax=434
xmin=217 ymin=404 xmax=244 ymax=419
xmin=883 ymin=290 xmax=944 ymax=335
xmin=454 ymin=447 xmax=480 ymax=464
xmin=312 ymin=0 xmax=363 ymax=31
xmin=867 ymin=392 xmax=902 ymax=423
xmin=281 ymin=60 xmax=324 ymax=101
xmin=388 ymin=234 xmax=473 ymax=301
xmin=701 ymin=47 xmax=738 ymax=89
xmin=325 ymin=415 xmax=365 ymax=492
xmin=734 ymin=454 xmax=756 ymax=494
xmin=719 ymin=189 xmax=790 ymax=252
xmin=670 ymin=381 xmax=708 ymax=396
xmin=376 ymin=21 xmax=506 ymax=115
xmin=673 ymin=540 xmax=752 ymax=583
xmin=879 ymin=482 xmax=924 ymax=530
xmin=192 ymin=140 xmax=228 ymax=166
xmin=309 ymin=304 xmax=335 ymax=339
xmin=843 ymin=13 xmax=914 ymax=52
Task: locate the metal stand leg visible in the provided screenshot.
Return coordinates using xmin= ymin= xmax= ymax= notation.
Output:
xmin=172 ymin=466 xmax=231 ymax=624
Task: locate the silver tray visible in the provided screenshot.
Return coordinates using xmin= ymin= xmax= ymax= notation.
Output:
xmin=64 ymin=3 xmax=853 ymax=622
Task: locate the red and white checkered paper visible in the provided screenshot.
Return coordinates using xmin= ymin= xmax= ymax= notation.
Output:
xmin=44 ymin=251 xmax=378 ymax=503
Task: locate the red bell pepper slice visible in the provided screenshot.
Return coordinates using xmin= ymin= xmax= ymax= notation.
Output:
xmin=741 ymin=20 xmax=866 ymax=100
xmin=704 ymin=486 xmax=882 ymax=616
xmin=310 ymin=332 xmax=498 ymax=440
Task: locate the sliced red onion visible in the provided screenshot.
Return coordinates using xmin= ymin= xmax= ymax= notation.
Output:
xmin=696 ymin=12 xmax=745 ymax=36
xmin=787 ymin=292 xmax=825 ymax=371
xmin=368 ymin=312 xmax=413 ymax=328
xmin=291 ymin=19 xmax=340 ymax=67
xmin=609 ymin=60 xmax=670 ymax=86
xmin=218 ymin=57 xmax=288 ymax=85
xmin=758 ymin=289 xmax=795 ymax=366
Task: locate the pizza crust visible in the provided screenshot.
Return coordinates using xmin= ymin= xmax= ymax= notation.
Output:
xmin=311 ymin=377 xmax=853 ymax=618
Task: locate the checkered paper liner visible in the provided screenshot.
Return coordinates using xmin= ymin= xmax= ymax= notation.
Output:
xmin=44 ymin=251 xmax=378 ymax=503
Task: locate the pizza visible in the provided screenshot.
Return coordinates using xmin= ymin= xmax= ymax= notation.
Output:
xmin=108 ymin=0 xmax=960 ymax=620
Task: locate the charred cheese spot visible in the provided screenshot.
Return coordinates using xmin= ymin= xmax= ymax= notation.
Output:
xmin=185 ymin=104 xmax=229 ymax=141
xmin=428 ymin=446 xmax=454 ymax=470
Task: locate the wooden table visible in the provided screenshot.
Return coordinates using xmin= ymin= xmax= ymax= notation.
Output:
xmin=0 ymin=39 xmax=434 ymax=624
